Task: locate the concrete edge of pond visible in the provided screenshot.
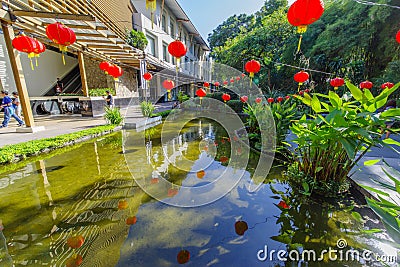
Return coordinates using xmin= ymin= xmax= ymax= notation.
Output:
xmin=123 ymin=116 xmax=162 ymax=130
xmin=9 ymin=126 xmax=123 ymax=164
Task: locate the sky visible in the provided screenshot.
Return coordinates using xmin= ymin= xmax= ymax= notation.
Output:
xmin=177 ymin=0 xmax=266 ymax=41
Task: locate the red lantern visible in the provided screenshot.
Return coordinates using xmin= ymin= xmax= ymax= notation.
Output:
xmin=277 ymin=97 xmax=284 ymax=102
xmin=99 ymin=61 xmax=112 ymax=74
xmin=177 ymin=250 xmax=190 ymax=264
xmin=32 ymin=39 xmax=46 ymax=68
xmin=267 ymin=98 xmax=274 ymax=103
xmin=143 ymin=72 xmax=153 ymax=81
xmin=163 ymin=80 xmax=175 ymax=100
xmin=360 ymin=81 xmax=373 ymax=90
xmin=241 ymin=73 xmax=246 ymax=78
xmin=108 ymin=65 xmax=123 ymax=81
xmin=168 ymin=40 xmax=187 ymax=70
xmin=230 ymin=78 xmax=235 ymax=83
xmin=245 ymin=60 xmax=261 ymax=84
xmin=234 ymin=221 xmax=249 ymax=236
xmin=330 ymin=77 xmax=345 ymax=90
xmin=294 ymin=71 xmax=309 ymax=91
xmin=222 ymin=93 xmax=231 ymax=102
xmin=255 ymin=97 xmax=262 ymax=104
xmin=240 ymin=96 xmax=248 ymax=103
xmin=12 ymin=35 xmax=38 ymax=70
xmin=381 ymin=82 xmax=394 ymax=90
xmin=236 ymin=76 xmax=241 ymax=81
xmin=287 ymin=0 xmax=324 ymax=52
xmin=396 ymin=30 xmax=400 ymax=44
xmin=214 ymin=81 xmax=220 ymax=87
xmin=285 ymin=95 xmax=290 ymax=100
xmin=204 ymin=82 xmax=210 ymax=88
xmin=196 ymin=88 xmax=207 ymax=104
xmin=46 ymin=22 xmax=76 ymax=64
xmin=223 ymin=81 xmax=229 ymax=86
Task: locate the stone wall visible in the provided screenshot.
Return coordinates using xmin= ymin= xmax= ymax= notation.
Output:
xmin=115 ymin=67 xmax=139 ymax=97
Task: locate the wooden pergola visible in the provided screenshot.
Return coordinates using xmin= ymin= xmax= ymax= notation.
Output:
xmin=0 ymin=0 xmax=145 ymax=132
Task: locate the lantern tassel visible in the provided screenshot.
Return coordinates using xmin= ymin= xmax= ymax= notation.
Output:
xmin=199 ymin=97 xmax=203 ymax=105
xmin=62 ymin=53 xmax=66 ymax=65
xmin=30 ymin=58 xmax=34 ymax=71
xmin=35 ymin=57 xmax=39 ymax=67
xmin=28 ymin=53 xmax=35 ymax=70
xmin=249 ymin=72 xmax=254 ymax=86
xmin=297 ymin=35 xmax=303 ymax=53
xmin=176 ymin=58 xmax=180 ymax=74
xmin=168 ymin=90 xmax=172 ymax=100
xmin=151 ymin=12 xmax=154 ymax=29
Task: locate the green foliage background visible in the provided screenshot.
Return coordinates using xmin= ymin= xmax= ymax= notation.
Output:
xmin=209 ymin=0 xmax=400 ymax=96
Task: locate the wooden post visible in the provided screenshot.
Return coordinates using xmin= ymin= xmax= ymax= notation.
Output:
xmin=78 ymin=51 xmax=89 ymax=97
xmin=2 ymin=22 xmax=35 ymax=128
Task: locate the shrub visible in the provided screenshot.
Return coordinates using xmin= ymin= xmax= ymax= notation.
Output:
xmin=126 ymin=29 xmax=148 ymax=50
xmin=89 ymin=88 xmax=115 ymax=97
xmin=140 ymin=101 xmax=155 ymax=117
xmin=151 ymin=110 xmax=172 ymax=118
xmin=104 ymin=107 xmax=123 ymax=125
xmin=227 ymin=100 xmax=244 ymax=113
xmin=177 ymin=91 xmax=190 ymax=103
xmin=289 ymin=81 xmax=400 ymax=196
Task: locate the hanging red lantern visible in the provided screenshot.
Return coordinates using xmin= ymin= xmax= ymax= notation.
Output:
xmin=294 ymin=71 xmax=309 ymax=91
xmin=163 ymin=80 xmax=175 ymax=100
xmin=108 ymin=65 xmax=123 ymax=81
xmin=277 ymin=97 xmax=284 ymax=102
xmin=396 ymin=30 xmax=400 ymax=44
xmin=287 ymin=0 xmax=324 ymax=52
xmin=32 ymin=39 xmax=46 ymax=68
xmin=381 ymin=82 xmax=394 ymax=90
xmin=241 ymin=73 xmax=246 ymax=78
xmin=267 ymin=98 xmax=274 ymax=103
xmin=236 ymin=76 xmax=241 ymax=81
xmin=196 ymin=88 xmax=207 ymax=104
xmin=204 ymin=82 xmax=210 ymax=88
xmin=330 ymin=77 xmax=345 ymax=90
xmin=255 ymin=97 xmax=262 ymax=104
xmin=222 ymin=93 xmax=231 ymax=102
xmin=240 ymin=96 xmax=248 ymax=103
xmin=12 ymin=35 xmax=38 ymax=70
xmin=168 ymin=40 xmax=187 ymax=71
xmin=230 ymin=78 xmax=235 ymax=83
xmin=214 ymin=81 xmax=220 ymax=87
xmin=245 ymin=60 xmax=261 ymax=84
xmin=223 ymin=81 xmax=229 ymax=86
xmin=46 ymin=22 xmax=76 ymax=65
xmin=143 ymin=72 xmax=153 ymax=81
xmin=285 ymin=95 xmax=291 ymax=100
xmin=360 ymin=81 xmax=373 ymax=90
xmin=99 ymin=61 xmax=112 ymax=74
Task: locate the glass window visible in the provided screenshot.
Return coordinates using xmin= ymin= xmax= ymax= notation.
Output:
xmin=146 ymin=35 xmax=156 ymax=56
xmin=161 ymin=15 xmax=167 ymax=32
xmin=170 ymin=20 xmax=175 ymax=39
xmin=162 ymin=43 xmax=169 ymax=62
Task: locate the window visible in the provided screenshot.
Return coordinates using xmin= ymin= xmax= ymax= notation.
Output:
xmin=161 ymin=15 xmax=167 ymax=32
xmin=170 ymin=20 xmax=175 ymax=38
xmin=146 ymin=35 xmax=156 ymax=56
xmin=162 ymin=43 xmax=169 ymax=62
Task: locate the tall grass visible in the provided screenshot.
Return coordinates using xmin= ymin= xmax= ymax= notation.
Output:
xmin=140 ymin=101 xmax=155 ymax=117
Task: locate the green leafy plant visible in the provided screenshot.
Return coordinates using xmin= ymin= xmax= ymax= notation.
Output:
xmin=151 ymin=110 xmax=172 ymax=118
xmin=140 ymin=101 xmax=155 ymax=117
xmin=361 ymin=160 xmax=400 ymax=243
xmin=104 ymin=107 xmax=123 ymax=125
xmin=126 ymin=29 xmax=148 ymax=50
xmin=227 ymin=100 xmax=244 ymax=113
xmin=289 ymin=81 xmax=400 ymax=196
xmin=177 ymin=91 xmax=190 ymax=103
xmin=89 ymin=88 xmax=115 ymax=97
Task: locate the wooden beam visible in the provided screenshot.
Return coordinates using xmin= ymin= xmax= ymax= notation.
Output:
xmin=12 ymin=10 xmax=95 ymax=21
xmin=1 ymin=22 xmax=35 ymax=127
xmin=87 ymin=44 xmax=120 ymax=49
xmin=42 ymin=22 xmax=94 ymax=30
xmin=78 ymin=51 xmax=89 ymax=97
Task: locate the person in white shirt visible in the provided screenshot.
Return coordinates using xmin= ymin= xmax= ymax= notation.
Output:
xmin=12 ymin=92 xmax=22 ymax=118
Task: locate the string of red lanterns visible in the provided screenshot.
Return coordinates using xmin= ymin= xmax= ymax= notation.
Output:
xmin=45 ymin=22 xmax=76 ymax=65
xmin=12 ymin=34 xmax=45 ymax=70
xmin=98 ymin=61 xmax=123 ymax=80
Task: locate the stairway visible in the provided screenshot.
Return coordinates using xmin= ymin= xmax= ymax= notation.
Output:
xmin=43 ymin=65 xmax=82 ymax=96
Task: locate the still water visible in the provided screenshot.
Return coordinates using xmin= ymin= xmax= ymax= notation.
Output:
xmin=0 ymin=120 xmax=398 ymax=267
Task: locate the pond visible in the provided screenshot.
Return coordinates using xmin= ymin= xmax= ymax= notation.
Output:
xmin=0 ymin=119 xmax=398 ymax=267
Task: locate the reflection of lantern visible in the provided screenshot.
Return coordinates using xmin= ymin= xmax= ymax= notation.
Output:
xmin=99 ymin=61 xmax=112 ymax=74
xmin=46 ymin=22 xmax=76 ymax=64
xmin=108 ymin=65 xmax=123 ymax=81
xmin=151 ymin=178 xmax=159 ymax=184
xmin=245 ymin=60 xmax=261 ymax=84
xmin=67 ymin=235 xmax=85 ymax=249
xmin=177 ymin=250 xmax=190 ymax=264
xmin=66 ymin=254 xmax=83 ymax=267
xmin=222 ymin=93 xmax=231 ymax=102
xmin=396 ymin=30 xmax=400 ymax=44
xmin=12 ymin=35 xmax=38 ymax=70
xmin=267 ymin=98 xmax=274 ymax=103
xmin=163 ymin=80 xmax=175 ymax=100
xmin=118 ymin=200 xmax=128 ymax=210
xmin=360 ymin=81 xmax=373 ymax=90
xmin=220 ymin=156 xmax=229 ymax=163
xmin=168 ymin=40 xmax=187 ymax=71
xmin=240 ymin=96 xmax=248 ymax=103
xmin=168 ymin=188 xmax=179 ymax=197
xmin=126 ymin=216 xmax=137 ymax=225
xmin=381 ymin=82 xmax=394 ymax=90
xmin=197 ymin=170 xmax=205 ymax=179
xmin=330 ymin=77 xmax=345 ymax=90
xmin=294 ymin=71 xmax=309 ymax=91
xmin=234 ymin=221 xmax=248 ymax=236
xmin=278 ymin=200 xmax=290 ymax=209
xmin=287 ymin=0 xmax=324 ymax=52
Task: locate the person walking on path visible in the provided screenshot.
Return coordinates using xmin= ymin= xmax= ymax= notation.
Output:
xmin=0 ymin=90 xmax=24 ymax=128
xmin=12 ymin=92 xmax=22 ymax=118
xmin=55 ymin=78 xmax=63 ymax=95
xmin=103 ymin=90 xmax=114 ymax=108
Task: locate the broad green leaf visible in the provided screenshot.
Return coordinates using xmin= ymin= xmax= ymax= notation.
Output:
xmin=339 ymin=137 xmax=357 ymax=158
xmin=361 ymin=185 xmax=390 ymax=197
xmin=328 ymin=91 xmax=342 ymax=108
xmin=366 ymin=198 xmax=400 ymax=236
xmin=302 ymin=182 xmax=309 ymax=193
xmin=364 ymin=89 xmax=374 ymax=101
xmin=352 ymin=211 xmax=363 ymax=222
xmin=383 ymin=138 xmax=400 ymax=147
xmin=364 ymin=159 xmax=381 ymax=166
xmin=380 ymin=108 xmax=400 ymax=118
xmin=311 ymin=95 xmax=322 ymax=113
xmin=346 ymin=81 xmax=363 ymax=102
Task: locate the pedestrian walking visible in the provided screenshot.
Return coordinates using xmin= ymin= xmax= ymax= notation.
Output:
xmin=12 ymin=91 xmax=22 ymax=118
xmin=55 ymin=78 xmax=63 ymax=95
xmin=103 ymin=90 xmax=114 ymax=108
xmin=0 ymin=90 xmax=24 ymax=128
